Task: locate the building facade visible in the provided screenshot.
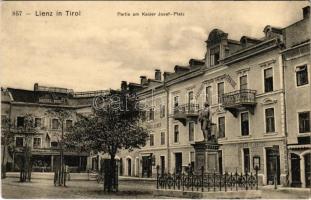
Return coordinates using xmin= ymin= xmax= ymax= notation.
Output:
xmin=116 ymin=6 xmax=310 ymax=188
xmin=1 ymin=83 xmax=109 ymax=172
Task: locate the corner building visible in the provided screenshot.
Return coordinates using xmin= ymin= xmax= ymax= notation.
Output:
xmin=118 ymin=6 xmax=310 ymax=188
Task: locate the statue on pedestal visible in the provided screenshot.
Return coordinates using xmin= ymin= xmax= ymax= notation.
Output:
xmin=198 ymin=102 xmax=212 ymax=141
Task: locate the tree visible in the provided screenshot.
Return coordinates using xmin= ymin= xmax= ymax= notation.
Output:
xmin=45 ymin=108 xmax=74 ymax=186
xmin=64 ymin=91 xmax=149 ymax=192
xmin=1 ymin=117 xmax=14 ymax=178
xmin=16 ymin=114 xmax=37 ymax=182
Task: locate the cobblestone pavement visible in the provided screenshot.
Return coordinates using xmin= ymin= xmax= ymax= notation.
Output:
xmin=1 ymin=177 xmax=162 ymax=199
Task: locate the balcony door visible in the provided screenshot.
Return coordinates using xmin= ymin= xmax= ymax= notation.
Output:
xmin=188 ymin=91 xmax=194 ymax=112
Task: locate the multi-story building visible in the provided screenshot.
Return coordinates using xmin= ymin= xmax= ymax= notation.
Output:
xmin=1 ymin=83 xmax=109 ymax=172
xmin=116 ymin=6 xmax=310 ymax=189
xmin=282 ymin=6 xmax=310 ymax=188
xmin=1 ymin=6 xmax=309 ymax=189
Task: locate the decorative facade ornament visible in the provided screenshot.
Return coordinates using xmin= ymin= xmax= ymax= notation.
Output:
xmin=261 ymin=97 xmax=277 ymax=105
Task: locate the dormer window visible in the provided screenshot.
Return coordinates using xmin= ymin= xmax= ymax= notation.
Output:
xmin=210 ymin=46 xmax=220 ymax=66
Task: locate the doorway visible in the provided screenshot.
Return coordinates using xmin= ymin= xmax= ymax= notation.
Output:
xmin=304 ymin=153 xmax=311 ymax=188
xmin=266 ymin=147 xmax=280 ymax=185
xmin=290 ymin=153 xmax=301 ymax=187
xmin=127 ymin=158 xmax=132 ymax=176
xmin=160 ymin=156 xmax=165 ymax=175
xmin=142 ymin=156 xmax=152 ymax=177
xmin=175 ymin=153 xmax=182 ymax=174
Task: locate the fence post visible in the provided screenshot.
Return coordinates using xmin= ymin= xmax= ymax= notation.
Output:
xmin=182 ymin=172 xmax=185 ymax=191
xmin=245 ymin=171 xmax=248 ymax=190
xmin=201 ymin=166 xmax=204 ymax=192
xmin=156 ymin=165 xmax=159 ymax=189
xmin=224 ymin=172 xmax=227 ymax=192
xmin=173 ymin=172 xmax=176 ymax=190
xmin=235 ymin=170 xmax=238 ymax=191
xmin=230 ymin=172 xmax=233 ymax=191
xmin=219 ymin=173 xmax=222 ymax=191
xmin=213 ymin=171 xmax=216 ymax=192
xmin=250 ymin=172 xmax=253 ymax=189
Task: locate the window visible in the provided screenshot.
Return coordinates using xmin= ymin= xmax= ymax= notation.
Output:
xmin=66 ymin=120 xmax=73 ymax=131
xmin=206 ymin=86 xmax=212 ymax=105
xmin=174 ymin=125 xmax=179 ymax=143
xmin=241 ymin=112 xmax=249 ymax=136
xmin=161 ymin=132 xmax=165 ymax=145
xmin=149 ymin=108 xmax=154 ymax=121
xmin=141 ymin=111 xmax=147 ymax=122
xmin=150 ymin=134 xmax=154 ymax=146
xmin=299 ymin=112 xmax=310 ymax=133
xmin=188 ymin=91 xmax=194 ymax=105
xmin=33 ymin=138 xmax=41 ymax=148
xmin=217 ymin=82 xmax=224 ymax=104
xmin=35 ymin=118 xmax=42 ymax=128
xmin=1 ymin=115 xmax=7 ymax=128
xmin=160 ymin=105 xmax=165 ymax=118
xmin=190 ymin=152 xmax=195 ymax=170
xmin=52 ymin=119 xmax=59 ymax=129
xmin=174 ymin=96 xmax=179 ymax=108
xmin=15 ymin=137 xmax=24 ymax=147
xmin=189 ymin=122 xmax=194 ymax=141
xmin=17 ymin=116 xmax=25 ymax=127
xmin=265 ymin=108 xmax=275 ymax=133
xmin=240 ymin=75 xmax=248 ymax=90
xmin=264 ymin=68 xmax=273 ymax=92
xmin=243 ymin=148 xmax=250 ymax=173
xmin=51 ymin=142 xmax=58 ymax=148
xmin=210 ymin=46 xmax=220 ymax=66
xmin=218 ymin=117 xmax=225 ymax=138
xmin=296 ymin=65 xmax=309 ymax=86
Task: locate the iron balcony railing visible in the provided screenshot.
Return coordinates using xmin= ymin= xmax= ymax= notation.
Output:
xmin=156 ymin=166 xmax=259 ymax=192
xmin=173 ymin=104 xmax=200 ymax=116
xmin=220 ymin=89 xmax=256 ymax=107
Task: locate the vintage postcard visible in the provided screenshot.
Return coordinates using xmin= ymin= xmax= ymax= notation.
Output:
xmin=1 ymin=1 xmax=310 ymax=199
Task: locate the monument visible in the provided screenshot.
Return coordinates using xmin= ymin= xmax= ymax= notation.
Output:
xmin=192 ymin=102 xmax=221 ymax=173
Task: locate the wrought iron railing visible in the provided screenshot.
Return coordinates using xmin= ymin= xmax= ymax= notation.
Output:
xmin=156 ymin=166 xmax=258 ymax=192
xmin=221 ymin=89 xmax=256 ymax=107
xmin=173 ymin=104 xmax=200 ymax=115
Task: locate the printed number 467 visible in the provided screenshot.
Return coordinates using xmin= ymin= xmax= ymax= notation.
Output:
xmin=12 ymin=11 xmax=22 ymax=16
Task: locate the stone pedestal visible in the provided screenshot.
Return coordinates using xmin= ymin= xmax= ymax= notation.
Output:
xmin=192 ymin=141 xmax=220 ymax=173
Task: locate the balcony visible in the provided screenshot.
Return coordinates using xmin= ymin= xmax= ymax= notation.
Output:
xmin=221 ymin=89 xmax=257 ymax=117
xmin=173 ymin=104 xmax=200 ymax=126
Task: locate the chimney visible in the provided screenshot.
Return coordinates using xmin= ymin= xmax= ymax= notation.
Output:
xmin=163 ymin=72 xmax=172 ymax=80
xmin=303 ymin=6 xmax=310 ymax=19
xmin=121 ymin=81 xmax=127 ymax=91
xmin=140 ymin=76 xmax=147 ymax=86
xmin=155 ymin=69 xmax=161 ymax=81
xmin=34 ymin=83 xmax=39 ymax=91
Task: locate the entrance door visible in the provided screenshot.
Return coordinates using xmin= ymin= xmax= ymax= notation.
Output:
xmin=290 ymin=153 xmax=301 ymax=187
xmin=304 ymin=153 xmax=311 ymax=188
xmin=266 ymin=147 xmax=280 ymax=185
xmin=127 ymin=159 xmax=131 ymax=176
xmin=160 ymin=156 xmax=165 ymax=175
xmin=175 ymin=153 xmax=182 ymax=174
xmin=218 ymin=151 xmax=223 ymax=174
xmin=142 ymin=156 xmax=152 ymax=177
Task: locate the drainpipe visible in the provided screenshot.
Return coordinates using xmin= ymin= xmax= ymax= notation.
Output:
xmin=280 ymin=50 xmax=289 ymax=186
xmin=163 ymin=82 xmax=170 ymax=173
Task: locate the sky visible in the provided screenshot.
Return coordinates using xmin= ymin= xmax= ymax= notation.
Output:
xmin=1 ymin=1 xmax=309 ymax=92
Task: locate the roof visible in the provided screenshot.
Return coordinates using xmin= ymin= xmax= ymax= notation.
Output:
xmin=7 ymin=88 xmax=36 ymax=103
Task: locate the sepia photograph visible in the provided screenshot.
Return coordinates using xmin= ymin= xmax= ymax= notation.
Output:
xmin=1 ymin=1 xmax=310 ymax=199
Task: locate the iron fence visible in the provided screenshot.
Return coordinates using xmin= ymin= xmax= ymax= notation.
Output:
xmin=156 ymin=166 xmax=258 ymax=192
